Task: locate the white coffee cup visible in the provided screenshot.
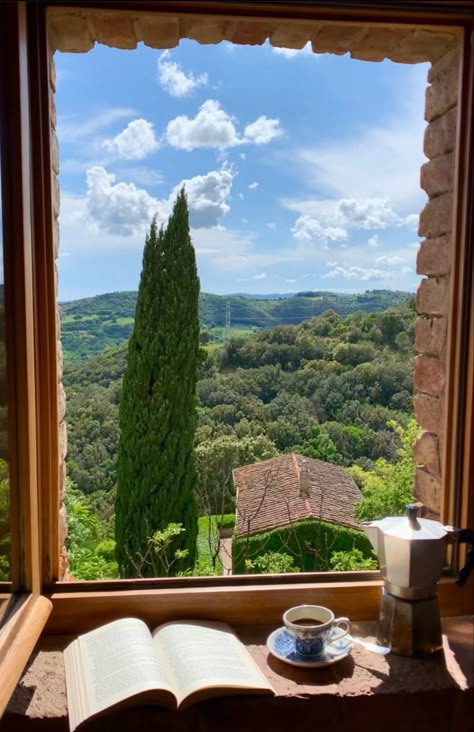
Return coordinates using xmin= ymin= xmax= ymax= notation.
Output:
xmin=283 ymin=604 xmax=351 ymax=656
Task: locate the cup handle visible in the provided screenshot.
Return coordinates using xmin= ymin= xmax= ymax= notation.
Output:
xmin=333 ymin=617 xmax=351 ymax=639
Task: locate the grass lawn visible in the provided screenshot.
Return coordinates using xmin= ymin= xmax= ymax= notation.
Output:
xmin=195 ymin=514 xmax=235 ymax=575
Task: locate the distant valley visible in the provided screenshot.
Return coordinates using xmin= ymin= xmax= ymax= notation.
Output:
xmin=60 ymin=289 xmax=413 ymax=364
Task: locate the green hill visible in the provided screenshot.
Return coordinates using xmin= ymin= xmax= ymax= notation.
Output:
xmin=60 ymin=289 xmax=413 ymax=364
xmin=63 ymin=302 xmax=416 ymax=499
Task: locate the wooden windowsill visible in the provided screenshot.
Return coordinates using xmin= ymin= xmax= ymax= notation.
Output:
xmin=4 ymin=616 xmax=473 ymax=732
xmin=0 ymin=594 xmax=52 ymax=717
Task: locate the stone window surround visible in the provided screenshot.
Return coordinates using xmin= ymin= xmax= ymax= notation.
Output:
xmin=47 ymin=6 xmax=462 ymax=578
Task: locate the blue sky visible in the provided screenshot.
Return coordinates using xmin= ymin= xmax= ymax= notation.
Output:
xmin=55 ymin=40 xmax=428 ymax=302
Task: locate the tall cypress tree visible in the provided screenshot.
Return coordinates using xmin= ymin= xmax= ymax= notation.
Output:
xmin=115 ymin=190 xmax=200 ymax=577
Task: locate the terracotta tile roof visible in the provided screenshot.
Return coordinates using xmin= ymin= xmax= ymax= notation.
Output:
xmin=233 ymin=453 xmax=361 ymax=538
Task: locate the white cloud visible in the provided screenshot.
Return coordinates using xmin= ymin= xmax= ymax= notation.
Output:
xmin=271 ymin=42 xmax=314 ymax=58
xmin=103 ymin=119 xmax=159 ymax=160
xmin=243 ymin=116 xmax=282 ymax=144
xmin=166 ymin=100 xmax=240 ymax=151
xmin=254 ymin=272 xmax=267 ymax=279
xmin=240 ymin=153 xmax=246 ymax=160
xmin=85 ymin=167 xmax=160 ymax=236
xmin=166 ymin=100 xmax=282 ymax=151
xmin=173 ymin=167 xmax=234 ymax=228
xmin=375 ymin=255 xmax=407 ymax=265
xmin=405 ymin=213 xmax=420 ymax=230
xmin=368 ymin=234 xmax=380 ymax=247
xmin=58 ymin=107 xmax=134 ymax=143
xmin=158 ymin=51 xmax=208 ymax=97
xmin=286 ymin=197 xmax=414 ymax=241
xmin=248 ymin=182 xmax=259 ymax=190
xmin=285 ymin=278 xmax=297 ymax=283
xmin=82 ymin=164 xmax=234 ymax=236
xmin=267 ymin=222 xmax=277 ymax=230
xmin=323 ymin=265 xmax=390 ymax=281
xmin=291 ymin=215 xmax=347 ymax=248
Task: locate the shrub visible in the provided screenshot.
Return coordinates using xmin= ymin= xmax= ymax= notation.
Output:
xmin=232 ymin=519 xmax=373 ymax=574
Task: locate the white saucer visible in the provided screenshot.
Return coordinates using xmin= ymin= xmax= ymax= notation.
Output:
xmin=267 ymin=626 xmax=353 ymax=668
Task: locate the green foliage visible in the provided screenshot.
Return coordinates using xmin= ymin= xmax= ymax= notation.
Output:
xmin=130 ymin=523 xmax=189 ymax=577
xmin=65 ymin=481 xmax=118 ymax=580
xmin=116 ymin=192 xmax=200 ymax=577
xmin=245 ymin=551 xmax=299 ymax=574
xmin=353 ymin=419 xmax=419 ymax=521
xmin=217 ymin=514 xmax=235 ymax=530
xmin=61 ymin=289 xmax=413 ymax=365
xmin=291 ymin=423 xmax=341 ymax=463
xmin=195 ymin=433 xmax=278 ymax=515
xmin=233 ymin=519 xmax=374 ymax=574
xmin=329 ymin=548 xmax=378 ymax=571
xmin=196 ymin=515 xmax=224 ymax=574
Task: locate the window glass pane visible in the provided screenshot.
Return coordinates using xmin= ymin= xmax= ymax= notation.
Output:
xmin=54 ymin=39 xmax=427 ymax=581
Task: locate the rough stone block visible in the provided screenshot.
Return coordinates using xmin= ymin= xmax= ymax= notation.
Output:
xmin=423 ymin=107 xmax=457 ymax=159
xmin=417 ymin=235 xmax=451 ymax=276
xmin=415 ymin=316 xmax=447 ymax=358
xmin=425 ymin=65 xmax=458 ymax=122
xmin=350 ymin=27 xmax=400 ymax=62
xmin=90 ymin=15 xmax=137 ymax=49
xmin=56 ymin=338 xmax=63 ymax=380
xmin=138 ymin=17 xmax=179 ymax=49
xmin=49 ymin=50 xmax=56 ymax=93
xmin=49 ymin=14 xmax=94 ymax=53
xmin=52 ymin=174 xmax=61 ymax=220
xmin=420 ymin=153 xmax=454 ymax=198
xmin=182 ymin=18 xmax=226 ymax=45
xmin=59 ymin=544 xmax=69 ymax=581
xmin=418 ymin=193 xmax=453 ymax=238
xmin=393 ymin=29 xmax=457 ymax=64
xmin=59 ymin=459 xmax=67 ymax=501
xmin=414 ymin=467 xmax=441 ymax=514
xmin=414 ymin=393 xmax=442 ymax=434
xmin=414 ymin=354 xmax=445 ymax=397
xmin=58 ymin=382 xmax=66 ymax=422
xmin=51 ymin=133 xmax=59 ymax=176
xmin=59 ymin=418 xmax=68 ymax=462
xmin=413 ymin=431 xmax=441 ymax=476
xmin=416 ymin=277 xmax=449 ymax=316
xmin=270 ymin=23 xmax=313 ymax=49
xmin=53 ymin=219 xmax=60 ymax=260
xmin=428 ymin=44 xmax=460 ymax=83
xmin=312 ymin=24 xmax=363 ymax=55
xmin=59 ymin=504 xmax=68 ymax=547
xmin=227 ymin=21 xmax=270 ymax=46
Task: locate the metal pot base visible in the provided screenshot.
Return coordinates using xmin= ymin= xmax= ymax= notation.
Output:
xmin=377 ymin=587 xmax=443 ymax=657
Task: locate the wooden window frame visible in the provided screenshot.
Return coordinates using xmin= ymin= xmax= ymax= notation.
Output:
xmin=0 ymin=1 xmax=53 ymax=715
xmin=0 ymin=0 xmax=472 ymax=671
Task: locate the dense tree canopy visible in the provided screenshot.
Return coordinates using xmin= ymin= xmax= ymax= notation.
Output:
xmin=115 ymin=192 xmax=200 ymax=577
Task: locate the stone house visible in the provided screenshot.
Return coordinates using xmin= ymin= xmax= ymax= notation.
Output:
xmin=233 ymin=452 xmax=361 ymax=539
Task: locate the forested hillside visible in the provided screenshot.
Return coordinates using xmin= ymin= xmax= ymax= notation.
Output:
xmin=60 ymin=289 xmax=412 ymax=364
xmin=64 ymin=302 xmax=416 ymax=522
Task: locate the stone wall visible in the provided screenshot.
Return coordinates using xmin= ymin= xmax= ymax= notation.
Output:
xmin=47 ymin=10 xmax=461 ymax=571
xmin=414 ymin=45 xmax=460 ymax=517
xmin=48 ymin=48 xmax=68 ymax=580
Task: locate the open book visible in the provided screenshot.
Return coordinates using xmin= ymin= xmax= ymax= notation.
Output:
xmin=64 ymin=617 xmax=275 ymax=731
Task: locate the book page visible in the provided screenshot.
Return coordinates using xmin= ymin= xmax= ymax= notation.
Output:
xmin=152 ymin=621 xmax=273 ymax=705
xmin=65 ymin=618 xmax=176 ymax=729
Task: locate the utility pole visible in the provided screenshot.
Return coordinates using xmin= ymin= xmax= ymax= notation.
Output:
xmin=225 ymin=298 xmax=231 ymax=339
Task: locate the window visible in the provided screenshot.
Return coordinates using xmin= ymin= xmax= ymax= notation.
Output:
xmin=0 ymin=0 xmax=473 ymax=711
